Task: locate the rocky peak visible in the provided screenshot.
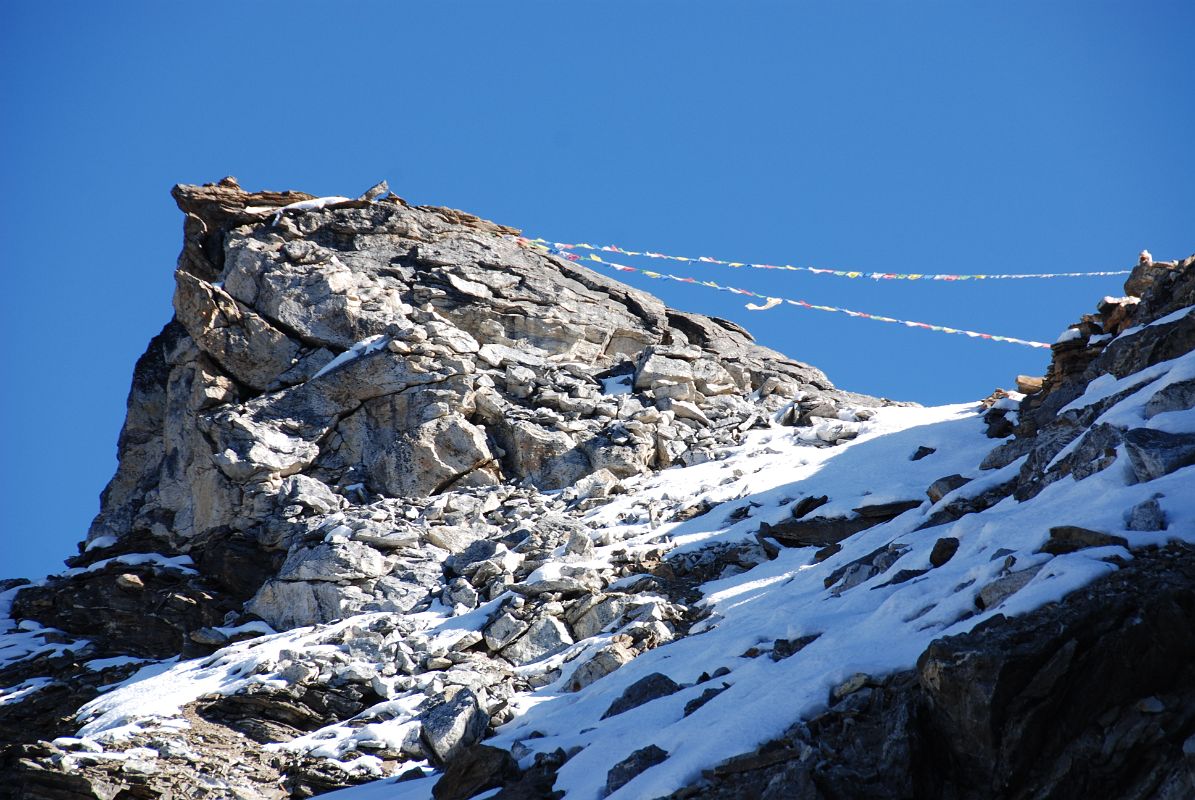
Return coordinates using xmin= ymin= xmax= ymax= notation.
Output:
xmin=10 ymin=179 xmax=882 ymax=658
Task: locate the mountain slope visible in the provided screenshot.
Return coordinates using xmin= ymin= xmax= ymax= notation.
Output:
xmin=2 ymin=180 xmax=1192 ymax=800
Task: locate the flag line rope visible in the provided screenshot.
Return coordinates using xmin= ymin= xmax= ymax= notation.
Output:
xmin=515 ymin=239 xmax=1054 ymax=349
xmin=520 ymin=237 xmax=1132 ymax=282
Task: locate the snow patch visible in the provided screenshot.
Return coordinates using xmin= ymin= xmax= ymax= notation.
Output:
xmin=1055 ymin=327 xmax=1082 ymax=344
xmin=60 ymin=553 xmax=197 ymax=579
xmin=600 ymin=375 xmax=633 ymax=396
xmin=312 ymin=335 xmax=390 ymax=379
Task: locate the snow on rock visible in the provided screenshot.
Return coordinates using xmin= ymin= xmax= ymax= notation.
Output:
xmin=0 ymin=584 xmax=90 ymax=677
xmin=73 ymin=617 xmax=388 ymax=742
xmin=1055 ymin=327 xmax=1083 ymax=344
xmin=600 ymin=374 xmax=633 ymax=396
xmin=83 ymin=656 xmax=152 ymax=672
xmin=0 ymin=676 xmax=54 ymax=707
xmin=84 ymin=535 xmax=118 ymax=552
xmin=311 ymin=334 xmax=390 ymax=380
xmin=1110 ymin=304 xmax=1195 ymax=343
xmin=243 ymin=195 xmax=354 ymax=222
xmin=61 ymin=552 xmax=198 ymax=578
xmin=480 ymin=407 xmax=1194 ymax=800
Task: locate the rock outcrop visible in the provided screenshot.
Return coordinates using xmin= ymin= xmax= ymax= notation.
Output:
xmin=13 ymin=178 xmax=872 ymax=646
xmin=981 ymin=254 xmax=1195 ymax=502
xmin=0 ymin=180 xmax=886 ymax=798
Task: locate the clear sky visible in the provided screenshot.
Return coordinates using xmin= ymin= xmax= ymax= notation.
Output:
xmin=2 ymin=1 xmax=1192 ymax=580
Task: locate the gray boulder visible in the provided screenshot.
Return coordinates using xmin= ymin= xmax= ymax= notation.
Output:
xmin=1126 ymin=497 xmax=1167 ymax=531
xmin=568 ymin=640 xmax=636 ymax=692
xmin=1124 ymin=428 xmax=1195 ymax=483
xmin=569 ymin=595 xmax=631 ymax=639
xmin=484 ymin=613 xmax=530 ymax=652
xmin=501 ymin=617 xmax=574 ymax=666
xmin=602 ymin=672 xmax=682 ymax=719
xmin=276 ymin=541 xmax=389 ymax=582
xmin=246 ymin=578 xmax=371 ymax=629
xmin=1039 ymin=526 xmax=1128 ymax=556
xmin=975 ymin=565 xmax=1043 ymax=610
xmin=421 ymin=688 xmax=490 ymax=764
xmin=607 ymin=745 xmax=669 ymax=795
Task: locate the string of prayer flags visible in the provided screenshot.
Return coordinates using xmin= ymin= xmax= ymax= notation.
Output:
xmin=515 ymin=238 xmax=1053 ymax=349
xmin=519 ymin=238 xmax=1132 ymax=282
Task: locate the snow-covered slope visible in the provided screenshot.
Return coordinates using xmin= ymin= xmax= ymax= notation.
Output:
xmin=36 ymin=382 xmax=1195 ymax=799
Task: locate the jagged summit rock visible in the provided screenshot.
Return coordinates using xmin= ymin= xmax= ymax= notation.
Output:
xmin=156 ymin=182 xmax=853 ymax=521
xmin=357 ymin=180 xmax=390 ymax=202
xmin=2 ymin=181 xmax=1192 ymax=800
xmin=48 ymin=179 xmax=874 ymax=640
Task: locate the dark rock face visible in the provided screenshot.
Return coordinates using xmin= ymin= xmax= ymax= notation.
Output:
xmin=601 ymin=672 xmax=682 ymax=719
xmin=929 ymin=537 xmax=960 ymax=567
xmin=760 ymin=498 xmax=921 ymax=549
xmin=667 ymin=544 xmax=1195 ymax=800
xmin=190 ymin=532 xmax=282 ymax=600
xmin=432 ymin=744 xmax=520 ymax=800
xmin=606 ymin=744 xmax=669 ymax=795
xmin=917 ymin=544 xmax=1195 ymax=799
xmin=926 ymin=474 xmax=970 ymax=504
xmin=790 ymin=494 xmax=830 ymax=518
xmin=493 ymin=748 xmax=569 ymax=800
xmin=759 ymin=515 xmax=876 ymax=547
xmin=1038 ymin=525 xmax=1128 ymax=556
xmin=195 ymin=677 xmax=385 ymax=744
xmin=0 ymin=658 xmax=145 ymax=748
xmin=10 ymin=562 xmax=236 ymax=659
xmin=910 ymin=445 xmax=937 ymax=461
xmin=1123 ymin=428 xmax=1195 ymax=483
xmin=421 ymin=688 xmax=490 ymax=764
xmin=87 ymin=319 xmax=190 ymax=549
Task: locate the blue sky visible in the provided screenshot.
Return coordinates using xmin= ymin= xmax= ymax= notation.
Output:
xmin=2 ymin=1 xmax=1192 ymax=580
